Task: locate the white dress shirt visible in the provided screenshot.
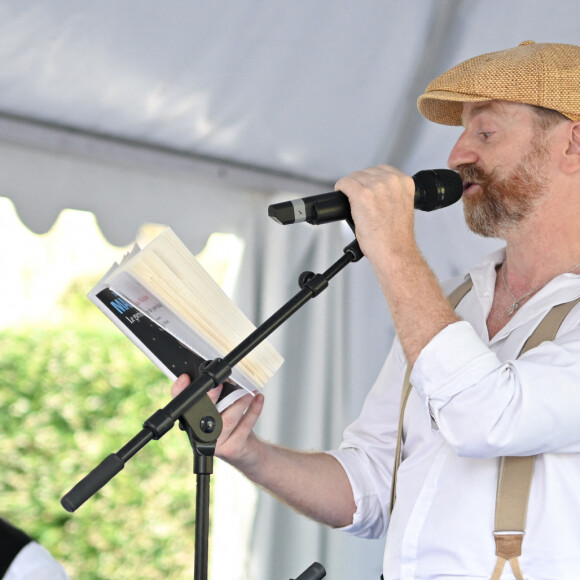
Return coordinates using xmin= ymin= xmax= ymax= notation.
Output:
xmin=329 ymin=248 xmax=580 ymax=579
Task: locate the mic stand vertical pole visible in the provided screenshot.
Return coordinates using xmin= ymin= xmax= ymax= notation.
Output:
xmin=178 ymin=390 xmax=224 ymax=580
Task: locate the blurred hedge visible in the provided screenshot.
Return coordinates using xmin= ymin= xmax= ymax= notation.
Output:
xmin=0 ymin=286 xmax=203 ymax=579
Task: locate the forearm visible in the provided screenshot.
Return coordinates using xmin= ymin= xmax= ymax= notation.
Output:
xmin=226 ymin=436 xmax=356 ymax=528
xmin=373 ymin=246 xmax=459 ymax=365
xmin=175 ymin=381 xmax=356 ymax=528
xmin=335 ymin=165 xmax=459 ymax=365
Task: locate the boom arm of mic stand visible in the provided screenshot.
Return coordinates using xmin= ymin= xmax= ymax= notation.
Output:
xmin=61 ymin=238 xmax=364 ymax=512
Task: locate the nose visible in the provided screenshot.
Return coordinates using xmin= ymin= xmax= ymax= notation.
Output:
xmin=447 ymin=130 xmax=479 ymax=170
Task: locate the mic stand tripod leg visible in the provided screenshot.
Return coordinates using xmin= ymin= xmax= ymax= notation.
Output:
xmin=179 ymin=393 xmax=223 ymax=580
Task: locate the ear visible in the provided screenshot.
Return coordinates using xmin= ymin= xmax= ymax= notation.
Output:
xmin=560 ymin=121 xmax=580 ymax=174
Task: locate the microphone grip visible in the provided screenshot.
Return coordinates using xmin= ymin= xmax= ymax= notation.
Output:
xmin=268 ymin=192 xmax=349 ymax=225
xmin=311 ymin=194 xmax=350 ymax=225
xmin=61 ymin=453 xmax=124 ymax=512
xmin=293 ymin=561 xmax=326 ymax=580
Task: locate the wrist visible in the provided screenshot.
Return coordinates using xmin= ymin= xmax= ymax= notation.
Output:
xmin=222 ymin=433 xmax=268 ymax=480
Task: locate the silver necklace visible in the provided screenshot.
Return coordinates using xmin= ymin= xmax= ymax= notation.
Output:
xmin=501 ymin=262 xmax=580 ymax=316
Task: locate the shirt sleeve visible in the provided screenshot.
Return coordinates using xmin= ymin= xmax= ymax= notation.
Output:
xmin=326 ymin=339 xmax=406 ymax=539
xmin=412 ymin=319 xmax=580 ymax=457
xmin=4 ymin=542 xmax=69 ymax=580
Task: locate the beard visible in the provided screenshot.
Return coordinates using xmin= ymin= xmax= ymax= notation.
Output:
xmin=458 ymin=140 xmax=550 ymax=238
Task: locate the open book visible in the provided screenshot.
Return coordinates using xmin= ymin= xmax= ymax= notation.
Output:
xmin=89 ymin=227 xmax=284 ymax=411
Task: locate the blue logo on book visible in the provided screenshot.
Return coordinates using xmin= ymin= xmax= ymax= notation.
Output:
xmin=111 ymin=297 xmax=131 ymax=314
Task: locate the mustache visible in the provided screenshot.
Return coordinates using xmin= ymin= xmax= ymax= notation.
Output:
xmin=456 ymin=164 xmax=490 ymax=187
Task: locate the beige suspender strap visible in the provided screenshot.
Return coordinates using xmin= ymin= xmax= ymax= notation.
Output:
xmin=389 ymin=364 xmax=413 ymax=512
xmin=519 ymin=297 xmax=580 ymax=352
xmin=491 ymin=456 xmax=534 ymax=580
xmin=389 ymin=278 xmax=474 ymax=514
xmin=446 ymin=278 xmax=476 ymax=312
xmin=491 ymin=296 xmax=580 ymax=580
xmin=388 ymin=277 xmax=580 ymax=576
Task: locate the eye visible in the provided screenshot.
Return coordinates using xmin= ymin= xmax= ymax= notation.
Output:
xmin=478 ymin=131 xmax=494 ymax=140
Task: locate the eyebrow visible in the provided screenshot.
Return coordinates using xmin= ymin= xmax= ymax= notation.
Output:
xmin=460 ymin=101 xmax=497 ymax=126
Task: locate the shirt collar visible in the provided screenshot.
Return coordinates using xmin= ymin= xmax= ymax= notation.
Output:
xmin=464 ymin=247 xmax=580 ymax=341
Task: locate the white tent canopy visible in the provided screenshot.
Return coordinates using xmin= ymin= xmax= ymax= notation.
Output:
xmin=2 ymin=0 xmax=576 ymax=247
xmin=1 ymin=1 xmax=578 ymax=578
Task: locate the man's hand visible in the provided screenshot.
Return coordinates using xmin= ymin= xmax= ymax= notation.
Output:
xmin=172 ymin=374 xmax=267 ymax=476
xmin=335 ymin=164 xmax=416 ymax=264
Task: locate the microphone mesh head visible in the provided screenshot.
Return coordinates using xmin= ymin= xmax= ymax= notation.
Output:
xmin=414 ymin=169 xmax=462 ymax=211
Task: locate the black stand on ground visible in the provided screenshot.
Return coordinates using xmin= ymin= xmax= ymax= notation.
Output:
xmin=61 ymin=237 xmax=363 ymax=579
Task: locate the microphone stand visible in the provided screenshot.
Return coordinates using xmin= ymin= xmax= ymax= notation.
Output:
xmin=61 ymin=235 xmax=363 ymax=580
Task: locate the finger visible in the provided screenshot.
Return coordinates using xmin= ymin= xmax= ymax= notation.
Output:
xmin=206 ymin=384 xmax=224 ymax=405
xmin=336 ymin=164 xmax=407 ymax=191
xmin=171 ymin=373 xmax=191 ymax=398
xmin=219 ymin=393 xmax=256 ymax=432
xmin=219 ymin=393 xmax=264 ymax=444
xmin=334 ymin=169 xmax=386 ymax=198
xmin=171 ymin=375 xmax=226 ymax=403
xmin=228 ymin=394 xmax=265 ymax=439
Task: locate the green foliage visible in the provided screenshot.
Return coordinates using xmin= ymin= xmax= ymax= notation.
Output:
xmin=0 ymin=295 xmax=202 ymax=579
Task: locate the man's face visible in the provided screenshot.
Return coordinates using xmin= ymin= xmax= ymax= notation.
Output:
xmin=447 ymin=101 xmax=553 ymax=238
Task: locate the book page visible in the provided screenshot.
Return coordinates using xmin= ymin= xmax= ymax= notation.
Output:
xmin=105 ymin=228 xmax=283 ymax=389
xmin=102 ymin=271 xmax=260 ymax=394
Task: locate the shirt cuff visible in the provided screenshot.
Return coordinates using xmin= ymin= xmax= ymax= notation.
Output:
xmin=411 ymin=320 xmax=500 ymax=425
xmin=325 ymin=449 xmax=390 ymax=539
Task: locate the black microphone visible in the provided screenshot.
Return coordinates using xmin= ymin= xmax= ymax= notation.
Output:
xmin=292 ymin=561 xmax=326 ymax=580
xmin=268 ymin=169 xmax=462 ymax=225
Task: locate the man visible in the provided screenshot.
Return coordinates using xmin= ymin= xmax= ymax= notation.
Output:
xmin=173 ymin=41 xmax=580 ymax=578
